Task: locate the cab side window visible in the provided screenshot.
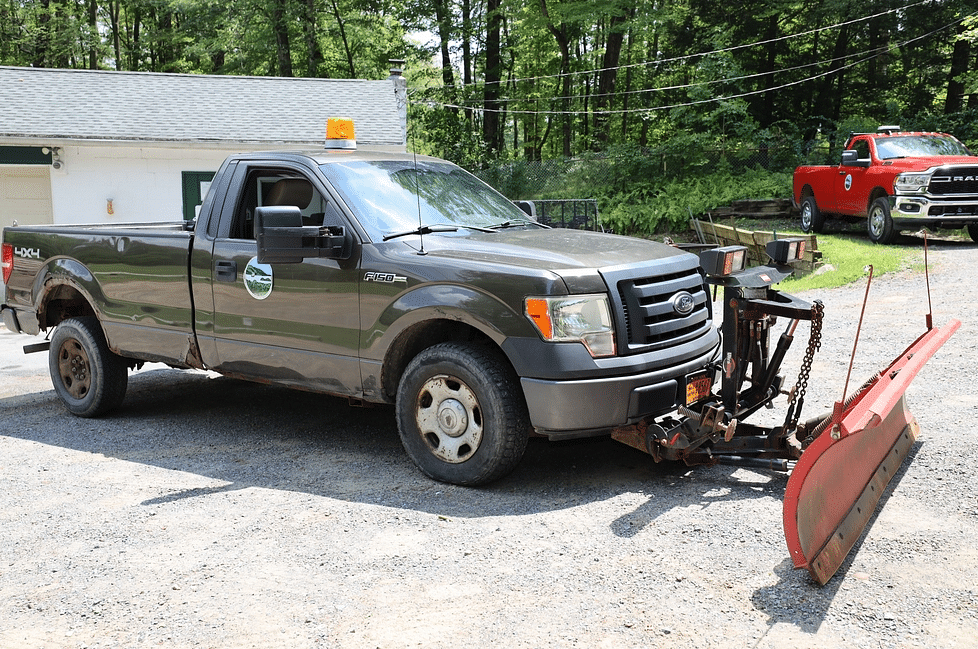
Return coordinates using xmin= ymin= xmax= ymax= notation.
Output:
xmin=853 ymin=140 xmax=871 ymax=162
xmin=230 ymin=170 xmax=330 ymax=240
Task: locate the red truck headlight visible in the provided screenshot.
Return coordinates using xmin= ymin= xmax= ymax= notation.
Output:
xmin=894 ymin=172 xmax=929 ymax=193
xmin=525 ymin=294 xmax=616 ymax=358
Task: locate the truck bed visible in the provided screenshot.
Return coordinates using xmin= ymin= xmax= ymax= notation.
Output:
xmin=2 ymin=221 xmax=196 ymax=366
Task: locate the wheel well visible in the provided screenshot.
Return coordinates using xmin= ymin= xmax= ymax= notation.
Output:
xmin=381 ymin=319 xmax=504 ymax=402
xmin=868 ymin=187 xmax=889 ymax=210
xmin=800 ymin=185 xmax=815 ymax=199
xmin=40 ymin=283 xmax=96 ymax=331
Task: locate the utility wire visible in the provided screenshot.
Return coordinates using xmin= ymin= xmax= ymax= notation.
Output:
xmin=410 ymin=9 xmax=975 ymax=116
xmin=411 ymin=0 xmax=935 ymax=94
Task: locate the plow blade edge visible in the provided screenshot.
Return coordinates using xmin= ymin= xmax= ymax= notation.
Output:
xmin=782 ymin=319 xmax=959 ymax=585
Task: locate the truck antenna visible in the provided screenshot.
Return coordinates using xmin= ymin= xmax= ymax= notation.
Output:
xmin=406 ymin=86 xmax=427 ymax=256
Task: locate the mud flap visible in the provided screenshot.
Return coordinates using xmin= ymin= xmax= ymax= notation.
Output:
xmin=782 ymin=319 xmax=960 ymax=585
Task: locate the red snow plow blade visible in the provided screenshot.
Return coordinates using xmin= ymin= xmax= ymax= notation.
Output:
xmin=783 ymin=319 xmax=959 ymax=585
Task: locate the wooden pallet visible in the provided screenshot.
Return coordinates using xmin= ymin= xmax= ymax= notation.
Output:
xmin=691 ymin=218 xmax=821 ymax=274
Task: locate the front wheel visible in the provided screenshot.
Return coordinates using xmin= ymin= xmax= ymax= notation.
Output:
xmin=967 ymin=224 xmax=978 ymax=243
xmin=867 ymin=197 xmax=896 ymax=244
xmin=396 ymin=342 xmax=530 ymax=486
xmin=49 ymin=317 xmax=128 ymax=417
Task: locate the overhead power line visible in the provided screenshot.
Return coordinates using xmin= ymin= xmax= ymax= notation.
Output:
xmin=410 ymin=8 xmax=976 ymax=117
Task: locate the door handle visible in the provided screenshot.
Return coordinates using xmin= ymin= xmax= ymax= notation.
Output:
xmin=215 ymin=260 xmax=237 ymax=282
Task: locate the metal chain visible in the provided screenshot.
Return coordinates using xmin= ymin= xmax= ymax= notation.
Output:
xmin=785 ymin=300 xmax=824 ymax=429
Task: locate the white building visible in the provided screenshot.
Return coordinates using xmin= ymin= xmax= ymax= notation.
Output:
xmin=0 ymin=65 xmax=407 ymax=230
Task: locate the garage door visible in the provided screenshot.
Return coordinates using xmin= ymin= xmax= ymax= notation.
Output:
xmin=0 ymin=167 xmax=53 ymax=230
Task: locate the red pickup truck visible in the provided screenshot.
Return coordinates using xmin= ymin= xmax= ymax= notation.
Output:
xmin=793 ymin=126 xmax=978 ymax=243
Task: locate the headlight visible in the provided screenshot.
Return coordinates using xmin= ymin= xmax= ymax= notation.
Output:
xmin=894 ymin=173 xmax=929 ymax=193
xmin=525 ymin=294 xmax=616 ymax=358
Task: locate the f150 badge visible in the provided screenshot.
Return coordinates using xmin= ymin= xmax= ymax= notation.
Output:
xmin=244 ymin=257 xmax=273 ymax=300
xmin=364 ymin=272 xmax=407 ymax=284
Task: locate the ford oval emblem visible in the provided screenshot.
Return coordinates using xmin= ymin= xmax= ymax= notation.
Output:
xmin=672 ymin=291 xmax=695 ymax=315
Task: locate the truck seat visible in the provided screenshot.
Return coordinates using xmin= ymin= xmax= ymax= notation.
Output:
xmin=266 ymin=178 xmax=313 ymax=210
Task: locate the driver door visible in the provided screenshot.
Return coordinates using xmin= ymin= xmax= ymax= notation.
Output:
xmin=203 ymin=162 xmax=363 ymax=395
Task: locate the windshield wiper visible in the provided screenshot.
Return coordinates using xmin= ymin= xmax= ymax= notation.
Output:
xmin=489 ymin=218 xmax=550 ymax=230
xmin=383 ymin=223 xmax=498 ymax=241
xmin=383 ymin=224 xmax=459 ymax=241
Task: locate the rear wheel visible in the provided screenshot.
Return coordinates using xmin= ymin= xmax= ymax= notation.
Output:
xmin=396 ymin=342 xmax=530 ymax=486
xmin=799 ymin=195 xmax=824 ymax=234
xmin=49 ymin=317 xmax=128 ymax=417
xmin=867 ymin=197 xmax=895 ymax=244
xmin=967 ymin=224 xmax=978 ymax=243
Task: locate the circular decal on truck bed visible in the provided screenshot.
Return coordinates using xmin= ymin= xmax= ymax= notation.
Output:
xmin=244 ymin=257 xmax=273 ymax=300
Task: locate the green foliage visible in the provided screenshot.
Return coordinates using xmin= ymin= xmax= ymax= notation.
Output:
xmin=601 ymin=166 xmax=793 ymax=236
xmin=781 ymin=236 xmax=920 ymax=291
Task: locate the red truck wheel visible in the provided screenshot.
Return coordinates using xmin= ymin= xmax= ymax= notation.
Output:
xmin=800 ymin=195 xmax=824 ymax=234
xmin=49 ymin=317 xmax=128 ymax=417
xmin=867 ymin=197 xmax=895 ymax=244
xmin=396 ymin=342 xmax=530 ymax=486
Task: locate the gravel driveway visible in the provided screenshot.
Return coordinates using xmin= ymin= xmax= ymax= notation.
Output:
xmin=1 ymin=236 xmax=976 ymax=649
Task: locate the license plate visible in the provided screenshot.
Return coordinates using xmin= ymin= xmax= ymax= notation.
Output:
xmin=685 ymin=371 xmax=712 ymax=406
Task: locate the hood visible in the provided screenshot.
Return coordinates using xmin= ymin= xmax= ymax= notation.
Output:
xmin=882 ymin=156 xmax=978 ymax=172
xmin=411 ymin=228 xmax=691 ymax=273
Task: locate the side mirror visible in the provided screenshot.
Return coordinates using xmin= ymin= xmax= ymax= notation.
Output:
xmin=841 ymin=150 xmax=871 ymax=167
xmin=255 ymin=205 xmax=349 ymax=264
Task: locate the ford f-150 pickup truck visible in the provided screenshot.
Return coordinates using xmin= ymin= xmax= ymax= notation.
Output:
xmin=793 ymin=126 xmax=978 ymax=243
xmin=2 ymin=124 xmax=722 ymax=486
xmin=2 ymin=119 xmax=958 ymax=585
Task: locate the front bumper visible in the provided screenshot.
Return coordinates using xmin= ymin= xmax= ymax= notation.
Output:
xmin=889 ymin=195 xmax=978 ymax=226
xmin=521 ymin=342 xmax=721 ymax=438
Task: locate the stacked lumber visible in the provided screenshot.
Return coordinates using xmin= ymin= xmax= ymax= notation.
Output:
xmin=690 ymin=218 xmax=821 ymax=274
xmin=708 ymin=199 xmax=796 ymax=220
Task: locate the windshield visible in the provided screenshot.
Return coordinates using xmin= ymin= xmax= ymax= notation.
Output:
xmin=875 ymin=135 xmax=974 ymax=160
xmin=319 ymin=159 xmax=531 ymax=241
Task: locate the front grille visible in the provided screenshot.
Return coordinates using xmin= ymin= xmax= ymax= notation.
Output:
xmin=609 ymin=261 xmax=712 ymax=354
xmin=928 ymin=166 xmax=978 ymax=197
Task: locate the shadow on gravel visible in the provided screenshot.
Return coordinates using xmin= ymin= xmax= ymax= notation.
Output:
xmin=748 ymin=441 xmax=923 ymax=634
xmin=2 ymin=365 xmax=794 ymax=523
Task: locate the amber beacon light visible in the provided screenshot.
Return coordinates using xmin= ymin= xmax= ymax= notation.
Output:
xmin=325 ymin=117 xmax=357 ymax=150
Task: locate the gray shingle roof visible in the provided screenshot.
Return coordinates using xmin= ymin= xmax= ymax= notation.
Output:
xmin=0 ymin=66 xmax=405 ymax=147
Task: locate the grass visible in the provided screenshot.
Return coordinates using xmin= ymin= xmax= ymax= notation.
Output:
xmin=780 ymin=234 xmax=921 ymax=291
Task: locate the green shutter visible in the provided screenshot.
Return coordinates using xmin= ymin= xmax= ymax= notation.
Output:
xmin=181 ymin=171 xmax=217 ymax=221
xmin=0 ymin=146 xmax=53 ymax=165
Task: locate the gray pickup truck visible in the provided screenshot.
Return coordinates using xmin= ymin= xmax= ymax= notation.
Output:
xmin=2 ymin=147 xmax=719 ymax=486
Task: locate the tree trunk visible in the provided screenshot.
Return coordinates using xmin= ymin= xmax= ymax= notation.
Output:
xmin=483 ymin=0 xmax=503 ymax=154
xmin=432 ymin=0 xmax=455 ymax=87
xmin=594 ymin=7 xmax=630 ymax=148
xmin=945 ymin=29 xmax=970 ymax=114
xmin=88 ymin=0 xmax=98 ymax=69
xmin=272 ymin=0 xmax=294 ymax=77
xmin=303 ymin=0 xmax=325 ymax=77
xmin=539 ymin=0 xmax=572 ymax=157
xmin=329 ymin=0 xmax=354 ymax=77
